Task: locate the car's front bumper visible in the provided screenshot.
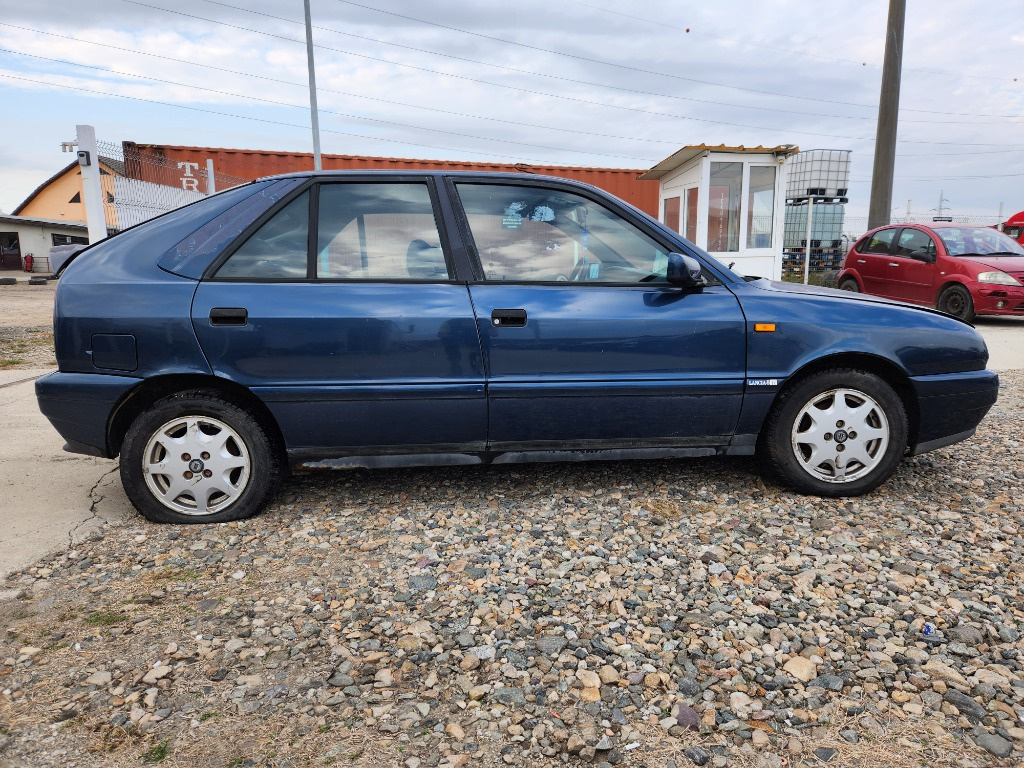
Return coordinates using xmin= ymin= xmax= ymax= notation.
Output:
xmin=909 ymin=369 xmax=999 ymax=455
xmin=975 ymin=286 xmax=1024 ymax=316
xmin=35 ymin=371 xmax=141 ymax=458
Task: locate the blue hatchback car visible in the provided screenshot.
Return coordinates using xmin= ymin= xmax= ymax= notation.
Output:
xmin=37 ymin=172 xmax=998 ymax=523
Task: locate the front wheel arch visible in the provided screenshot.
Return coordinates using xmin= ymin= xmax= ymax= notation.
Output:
xmin=756 ymin=354 xmax=918 ymax=458
xmin=936 ymin=281 xmax=976 ymax=323
xmin=759 ymin=367 xmax=910 ymax=496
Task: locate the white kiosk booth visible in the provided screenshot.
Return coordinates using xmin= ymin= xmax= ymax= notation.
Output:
xmin=639 ymin=144 xmax=797 ymax=280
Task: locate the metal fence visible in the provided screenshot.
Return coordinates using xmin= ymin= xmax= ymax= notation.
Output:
xmin=96 ymin=140 xmax=249 ymax=233
xmin=782 ymin=208 xmax=1005 ymax=283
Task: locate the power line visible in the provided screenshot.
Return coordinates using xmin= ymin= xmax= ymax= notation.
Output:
xmin=324 ymin=0 xmax=1023 ymax=117
xmin=562 ymin=0 xmax=1021 ymax=83
xmin=0 ymin=48 xmax=659 ymax=162
xmin=0 ymin=72 xmax=627 ymax=165
xmin=0 ymin=23 xmax=688 ymax=148
xmin=102 ymin=3 xmax=1024 ymax=143
xmin=189 ymin=0 xmax=1024 ymax=124
xmin=139 ymin=0 xmax=882 ymax=124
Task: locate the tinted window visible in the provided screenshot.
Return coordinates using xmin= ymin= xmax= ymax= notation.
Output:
xmin=216 ymin=191 xmax=310 ymax=279
xmin=860 ymin=228 xmax=897 ymax=254
xmin=894 ymin=229 xmax=936 ymax=258
xmin=315 ymin=183 xmax=448 ymax=280
xmin=159 ymin=178 xmax=302 ymax=278
xmin=456 ymin=183 xmax=671 ymax=284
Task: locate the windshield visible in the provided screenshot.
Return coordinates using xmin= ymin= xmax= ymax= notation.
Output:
xmin=935 ymin=227 xmax=1024 ymax=257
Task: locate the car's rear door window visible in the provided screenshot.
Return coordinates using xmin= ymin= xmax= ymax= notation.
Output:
xmin=316 ymin=183 xmax=449 ymax=280
xmin=860 ymin=228 xmax=897 ymax=254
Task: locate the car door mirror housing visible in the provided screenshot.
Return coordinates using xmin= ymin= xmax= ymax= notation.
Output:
xmin=910 ymin=250 xmax=935 ymax=264
xmin=666 ymin=252 xmax=706 ymax=289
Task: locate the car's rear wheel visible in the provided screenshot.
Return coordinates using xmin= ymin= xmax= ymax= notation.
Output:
xmin=120 ymin=392 xmax=279 ymax=523
xmin=761 ymin=369 xmax=907 ymax=497
xmin=937 ymin=284 xmax=975 ymax=323
xmin=838 ymin=277 xmax=860 ymax=292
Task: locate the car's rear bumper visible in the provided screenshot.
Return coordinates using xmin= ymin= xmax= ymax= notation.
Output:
xmin=35 ymin=371 xmax=141 ymax=458
xmin=909 ymin=369 xmax=999 ymax=455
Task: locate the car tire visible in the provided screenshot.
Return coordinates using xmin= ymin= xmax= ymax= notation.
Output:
xmin=761 ymin=369 xmax=907 ymax=497
xmin=837 ymin=277 xmax=860 ymax=292
xmin=120 ymin=392 xmax=280 ymax=524
xmin=937 ymin=284 xmax=975 ymax=323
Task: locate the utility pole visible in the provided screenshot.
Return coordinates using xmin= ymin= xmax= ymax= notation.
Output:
xmin=803 ymin=197 xmax=815 ymax=285
xmin=304 ymin=0 xmax=322 ymax=171
xmin=867 ymin=0 xmax=906 ymax=231
xmin=73 ymin=124 xmax=107 ymax=244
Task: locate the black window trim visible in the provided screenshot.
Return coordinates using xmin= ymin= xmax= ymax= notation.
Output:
xmin=443 ymin=175 xmax=726 ymax=288
xmin=858 ymin=226 xmax=899 ymax=256
xmin=892 ymin=226 xmax=937 ymax=259
xmin=204 ymin=175 xmax=461 ymax=284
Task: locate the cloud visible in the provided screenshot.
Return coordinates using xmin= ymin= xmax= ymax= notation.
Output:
xmin=0 ymin=0 xmax=1022 ymax=217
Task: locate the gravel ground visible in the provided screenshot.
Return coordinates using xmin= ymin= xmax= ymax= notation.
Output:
xmin=1 ymin=279 xmax=1021 ymax=766
xmin=1 ymin=370 xmax=1021 ymax=768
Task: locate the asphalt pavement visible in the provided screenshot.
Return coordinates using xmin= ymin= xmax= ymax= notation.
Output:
xmin=1 ymin=318 xmax=1021 ymax=583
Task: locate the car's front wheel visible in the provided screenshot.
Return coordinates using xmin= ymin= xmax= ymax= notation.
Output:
xmin=761 ymin=369 xmax=907 ymax=497
xmin=838 ymin=277 xmax=860 ymax=292
xmin=937 ymin=284 xmax=975 ymax=323
xmin=120 ymin=392 xmax=280 ymax=523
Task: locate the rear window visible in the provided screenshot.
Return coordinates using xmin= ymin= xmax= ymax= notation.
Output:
xmin=155 ymin=178 xmax=304 ymax=278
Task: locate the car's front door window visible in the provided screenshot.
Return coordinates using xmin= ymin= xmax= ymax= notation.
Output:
xmin=455 ymin=183 xmax=671 ymax=284
xmin=894 ymin=229 xmax=936 ymax=259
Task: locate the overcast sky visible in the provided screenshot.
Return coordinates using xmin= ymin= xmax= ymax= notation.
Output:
xmin=1 ymin=0 xmax=1022 ymax=223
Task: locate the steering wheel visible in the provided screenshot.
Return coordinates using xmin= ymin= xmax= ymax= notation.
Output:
xmin=568 ymin=258 xmax=589 ymax=282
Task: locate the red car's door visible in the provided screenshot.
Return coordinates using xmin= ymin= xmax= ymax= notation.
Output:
xmin=852 ymin=227 xmax=897 ymax=295
xmin=886 ymin=228 xmax=938 ymax=304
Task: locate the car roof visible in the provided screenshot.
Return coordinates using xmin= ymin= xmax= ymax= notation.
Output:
xmin=253 ymin=170 xmax=586 ymax=183
xmin=877 ymin=222 xmax=989 ymax=230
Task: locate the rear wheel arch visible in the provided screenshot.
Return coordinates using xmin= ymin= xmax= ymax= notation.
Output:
xmin=108 ymin=375 xmax=286 ymax=462
xmin=837 ymin=275 xmax=861 ymax=292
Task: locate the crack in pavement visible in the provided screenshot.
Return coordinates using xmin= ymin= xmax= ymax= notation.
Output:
xmin=0 ymin=373 xmax=44 ymax=389
xmin=68 ymin=466 xmax=121 ymax=546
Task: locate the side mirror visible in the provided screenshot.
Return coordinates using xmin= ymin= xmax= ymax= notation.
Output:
xmin=666 ymin=252 xmax=706 ymax=289
xmin=910 ymin=250 xmax=935 ymax=263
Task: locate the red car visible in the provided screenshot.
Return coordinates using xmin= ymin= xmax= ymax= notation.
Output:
xmin=838 ymin=222 xmax=1024 ymax=322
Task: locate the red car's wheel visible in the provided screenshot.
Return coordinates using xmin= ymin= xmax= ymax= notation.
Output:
xmin=937 ymin=284 xmax=975 ymax=323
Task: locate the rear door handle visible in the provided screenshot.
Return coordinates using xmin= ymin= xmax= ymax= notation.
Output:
xmin=491 ymin=308 xmax=527 ymax=327
xmin=210 ymin=307 xmax=248 ymax=326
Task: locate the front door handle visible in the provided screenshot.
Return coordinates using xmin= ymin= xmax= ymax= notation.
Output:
xmin=491 ymin=308 xmax=527 ymax=327
xmin=210 ymin=307 xmax=248 ymax=326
